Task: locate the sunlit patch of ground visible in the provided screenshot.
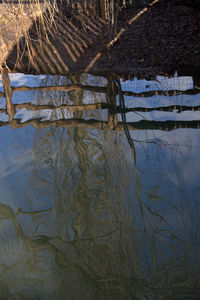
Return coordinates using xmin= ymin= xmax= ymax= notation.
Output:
xmin=0 ymin=2 xmax=46 ymax=65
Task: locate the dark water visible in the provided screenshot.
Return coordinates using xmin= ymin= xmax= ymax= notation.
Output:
xmin=0 ymin=72 xmax=200 ymax=299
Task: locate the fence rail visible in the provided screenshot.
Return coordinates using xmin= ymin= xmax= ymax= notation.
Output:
xmin=0 ymin=118 xmax=200 ymax=131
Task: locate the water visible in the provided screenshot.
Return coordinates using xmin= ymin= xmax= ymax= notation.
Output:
xmin=0 ymin=72 xmax=200 ymax=299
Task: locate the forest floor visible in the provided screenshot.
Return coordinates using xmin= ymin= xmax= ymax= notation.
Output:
xmin=0 ymin=0 xmax=200 ymax=79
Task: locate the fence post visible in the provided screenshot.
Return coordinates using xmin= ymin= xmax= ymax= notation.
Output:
xmin=1 ymin=68 xmax=15 ymax=123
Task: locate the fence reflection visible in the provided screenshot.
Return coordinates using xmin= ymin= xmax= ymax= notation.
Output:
xmin=0 ymin=70 xmax=200 ymax=299
xmin=1 ymin=69 xmax=200 ymax=131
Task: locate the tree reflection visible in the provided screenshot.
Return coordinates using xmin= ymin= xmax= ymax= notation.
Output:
xmin=0 ymin=74 xmax=200 ymax=299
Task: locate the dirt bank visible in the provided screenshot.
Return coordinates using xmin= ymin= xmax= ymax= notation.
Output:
xmin=1 ymin=0 xmax=200 ymax=79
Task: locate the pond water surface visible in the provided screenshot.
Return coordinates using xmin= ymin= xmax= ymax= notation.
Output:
xmin=0 ymin=72 xmax=200 ymax=299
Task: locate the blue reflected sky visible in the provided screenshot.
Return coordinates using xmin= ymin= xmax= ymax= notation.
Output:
xmin=0 ymin=73 xmax=199 ymax=299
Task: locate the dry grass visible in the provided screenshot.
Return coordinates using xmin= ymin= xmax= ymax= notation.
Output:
xmin=0 ymin=0 xmax=58 ymax=68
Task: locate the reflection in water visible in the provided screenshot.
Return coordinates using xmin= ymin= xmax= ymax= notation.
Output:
xmin=0 ymin=71 xmax=200 ymax=299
